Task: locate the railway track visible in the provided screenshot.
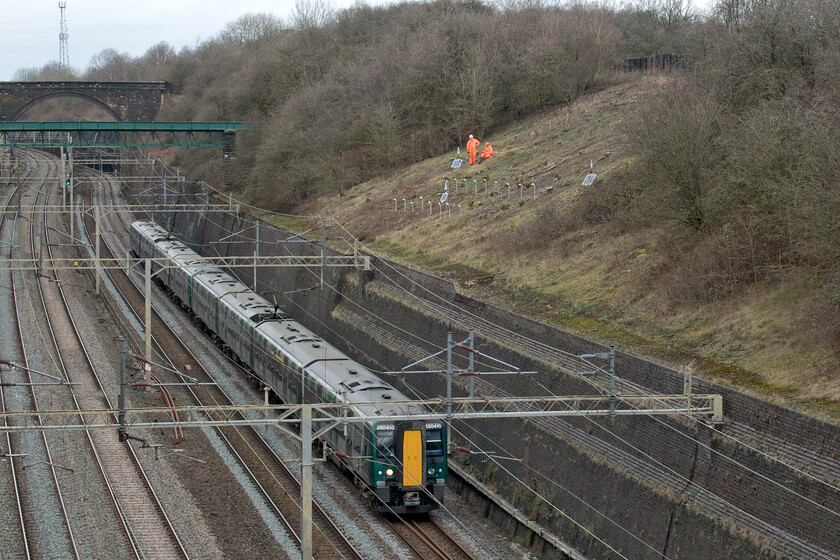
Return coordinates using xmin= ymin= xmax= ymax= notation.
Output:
xmin=9 ymin=150 xmax=79 ymax=559
xmin=387 ymin=517 xmax=477 ymax=560
xmin=41 ymin=171 xmax=189 ymax=558
xmin=0 ymin=157 xmax=30 ymax=558
xmin=6 ymin=149 xmax=190 ymax=559
xmin=81 ymin=166 xmax=367 ymax=559
xmin=334 ymin=276 xmax=840 ymax=559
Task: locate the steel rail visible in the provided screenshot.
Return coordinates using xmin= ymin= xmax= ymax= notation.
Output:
xmin=423 ymin=518 xmax=478 ymax=560
xmin=0 ymin=156 xmax=31 ymax=559
xmin=15 ymin=150 xmax=80 ymax=559
xmin=85 ymin=169 xmax=303 ymax=554
xmin=92 ymin=172 xmax=366 ymax=560
xmin=41 ymin=164 xmax=189 ymax=559
xmin=405 ymin=520 xmax=456 ymax=560
xmin=30 ymin=152 xmax=141 ymax=558
xmin=384 ymin=517 xmax=475 ymax=560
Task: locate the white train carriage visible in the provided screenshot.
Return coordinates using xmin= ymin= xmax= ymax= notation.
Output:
xmin=129 ymin=220 xmax=447 ymax=513
xmin=129 ymin=220 xmax=210 ymax=309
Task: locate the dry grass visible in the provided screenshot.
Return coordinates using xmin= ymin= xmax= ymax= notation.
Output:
xmin=285 ymin=73 xmax=840 ymax=422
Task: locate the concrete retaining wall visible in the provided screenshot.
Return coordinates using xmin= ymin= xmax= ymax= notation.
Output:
xmin=164 ymin=206 xmax=840 ymax=560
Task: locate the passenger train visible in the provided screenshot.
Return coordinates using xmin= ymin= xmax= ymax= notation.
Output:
xmin=130 ymin=220 xmax=446 ymax=514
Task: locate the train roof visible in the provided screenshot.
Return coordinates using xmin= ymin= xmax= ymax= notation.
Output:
xmin=257 ymin=318 xmax=423 ymax=420
xmin=219 ymin=288 xmax=278 ymax=322
xmin=132 ymin=220 xmax=212 ymax=271
xmin=131 ymin=219 xmax=170 ymax=241
xmin=132 ymin=221 xmax=427 ymax=421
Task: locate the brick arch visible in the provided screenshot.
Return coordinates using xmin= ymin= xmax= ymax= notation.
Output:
xmin=10 ymin=91 xmax=122 ymax=121
xmin=0 ymin=81 xmax=170 ymax=122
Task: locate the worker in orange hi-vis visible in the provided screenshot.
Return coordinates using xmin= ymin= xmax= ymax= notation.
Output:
xmin=466 ymin=134 xmax=480 ymax=165
xmin=479 ymin=142 xmax=493 ymax=163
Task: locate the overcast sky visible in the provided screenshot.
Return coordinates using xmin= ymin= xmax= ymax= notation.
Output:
xmin=0 ymin=0 xmax=375 ymax=81
xmin=1 ymin=0 xmax=717 ymax=82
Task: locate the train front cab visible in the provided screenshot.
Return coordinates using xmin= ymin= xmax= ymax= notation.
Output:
xmin=373 ymin=420 xmax=446 ymax=514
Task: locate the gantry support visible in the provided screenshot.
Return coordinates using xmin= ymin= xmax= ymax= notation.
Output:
xmin=0 ymin=392 xmax=723 ymax=560
xmin=0 ymin=394 xmax=724 ymax=433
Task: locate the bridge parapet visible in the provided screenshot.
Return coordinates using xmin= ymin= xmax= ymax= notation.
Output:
xmin=0 ymin=81 xmax=171 ymax=121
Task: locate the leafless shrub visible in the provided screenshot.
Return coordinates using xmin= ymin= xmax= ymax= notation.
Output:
xmin=805 ymin=272 xmax=840 ymax=347
xmin=655 ymin=229 xmax=752 ymax=304
xmin=630 ymin=80 xmax=723 ymax=231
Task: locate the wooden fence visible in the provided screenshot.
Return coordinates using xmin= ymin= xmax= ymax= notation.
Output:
xmin=619 ymin=53 xmax=685 ymax=72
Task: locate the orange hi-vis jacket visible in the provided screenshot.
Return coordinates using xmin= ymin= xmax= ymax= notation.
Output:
xmin=466 ymin=137 xmax=480 ymax=155
xmin=481 ymin=143 xmax=493 ymax=159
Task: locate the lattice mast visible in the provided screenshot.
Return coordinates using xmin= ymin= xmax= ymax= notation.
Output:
xmin=58 ymin=2 xmax=70 ymax=68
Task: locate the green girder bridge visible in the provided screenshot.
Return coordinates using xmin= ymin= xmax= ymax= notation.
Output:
xmin=0 ymin=121 xmax=249 ymax=148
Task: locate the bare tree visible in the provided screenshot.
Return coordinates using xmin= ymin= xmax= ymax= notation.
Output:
xmin=13 ymin=61 xmax=78 ymax=81
xmin=86 ymin=48 xmax=136 ymax=81
xmin=642 ymin=0 xmax=696 ymax=29
xmin=141 ymin=42 xmax=176 ymax=67
xmin=291 ymin=0 xmax=335 ymax=30
xmin=220 ymin=13 xmax=284 ymax=44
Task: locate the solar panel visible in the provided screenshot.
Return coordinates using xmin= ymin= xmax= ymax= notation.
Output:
xmin=451 ymin=158 xmax=463 ymax=169
xmin=440 ymin=191 xmax=449 ymax=203
xmin=582 ymin=173 xmax=596 ymax=186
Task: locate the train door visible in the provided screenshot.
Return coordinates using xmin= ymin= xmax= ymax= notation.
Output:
xmin=394 ymin=421 xmax=425 ymax=489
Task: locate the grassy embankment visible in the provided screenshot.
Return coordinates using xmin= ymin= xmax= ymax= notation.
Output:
xmin=275 ymin=73 xmax=840 ymax=422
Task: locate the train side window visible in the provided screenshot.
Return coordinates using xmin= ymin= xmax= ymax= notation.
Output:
xmin=353 ymin=425 xmax=363 ymax=452
xmin=362 ymin=426 xmax=373 ymax=457
xmin=426 ymin=429 xmax=444 ymax=457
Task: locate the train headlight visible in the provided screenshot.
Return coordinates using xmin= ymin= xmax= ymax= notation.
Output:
xmin=428 ymin=468 xmax=435 ymax=475
xmin=385 ymin=468 xmax=394 ymax=477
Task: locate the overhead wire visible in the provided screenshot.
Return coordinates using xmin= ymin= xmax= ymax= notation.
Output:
xmin=260 ymin=231 xmax=670 ymax=559
xmin=147 ymin=175 xmax=840 ymax=519
xmin=128 ymin=201 xmax=485 ymax=554
xmin=231 ymin=233 xmax=623 ymax=555
xmin=445 ymin=421 xmax=655 ymax=560
xmin=130 ymin=163 xmax=840 ymax=555
xmin=323 ymin=218 xmax=840 ymax=551
xmin=166 ymin=195 xmax=769 ymax=557
xmin=335 ymin=220 xmax=840 ymax=503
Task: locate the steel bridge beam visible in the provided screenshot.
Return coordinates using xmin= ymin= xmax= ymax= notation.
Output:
xmin=0 ymin=121 xmax=248 ymax=148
